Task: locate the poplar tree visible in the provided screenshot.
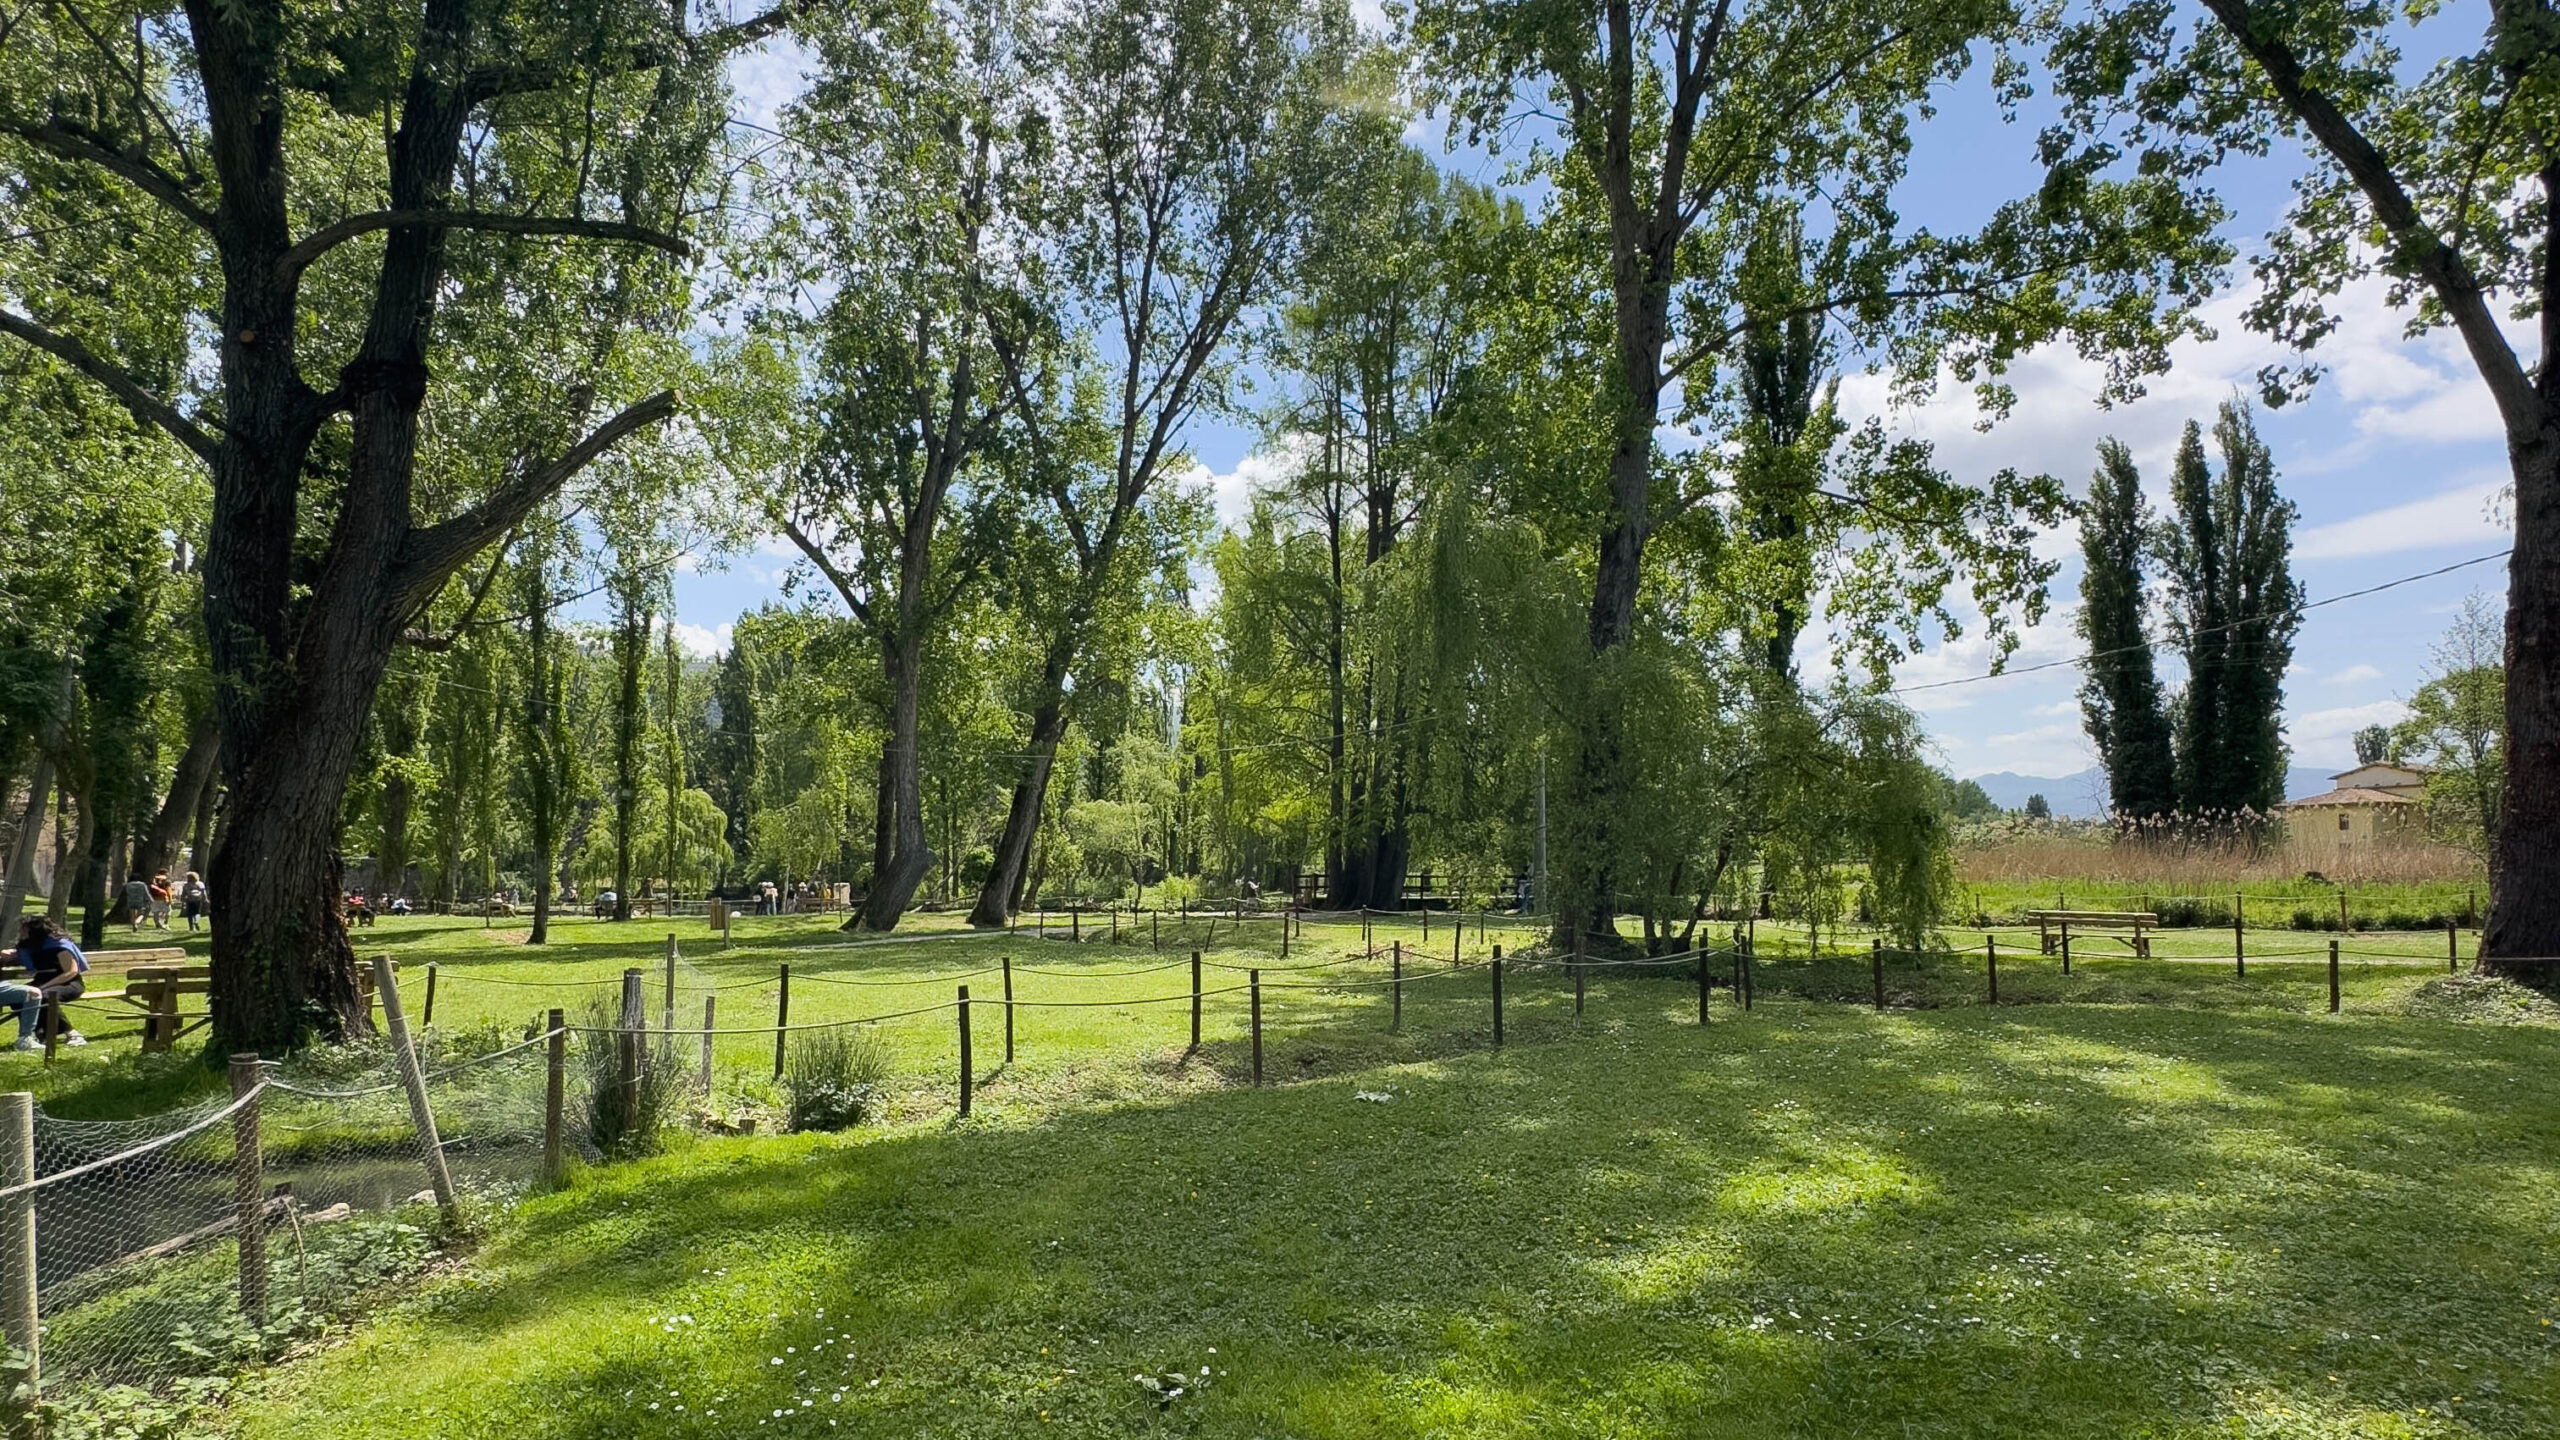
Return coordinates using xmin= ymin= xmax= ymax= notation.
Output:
xmin=2160 ymin=403 xmax=2299 ymax=822
xmin=2077 ymin=438 xmax=2176 ymax=823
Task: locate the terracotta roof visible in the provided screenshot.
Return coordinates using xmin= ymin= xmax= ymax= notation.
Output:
xmin=2282 ymin=787 xmax=2419 ymax=808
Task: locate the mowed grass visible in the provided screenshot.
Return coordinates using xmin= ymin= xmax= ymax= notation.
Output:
xmin=168 ymin=910 xmax=2560 ymax=1439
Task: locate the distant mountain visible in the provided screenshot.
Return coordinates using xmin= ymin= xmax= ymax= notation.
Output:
xmin=1967 ymin=764 xmax=2345 ymax=818
xmin=1968 ymin=769 xmax=2109 ymax=819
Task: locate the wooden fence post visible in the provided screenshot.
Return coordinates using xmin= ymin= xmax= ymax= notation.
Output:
xmin=423 ymin=962 xmax=438 ymax=1027
xmin=617 ymin=968 xmax=644 ymax=1137
xmin=227 ymin=1054 xmax=270 ymax=1329
xmin=2328 ymin=938 xmax=2341 ymax=1013
xmin=957 ymin=986 xmax=972 ymax=1117
xmin=1870 ymin=939 xmax=1885 ymax=1011
xmin=699 ymin=995 xmax=716 ymax=1092
xmin=1742 ymin=932 xmax=1754 ymax=1011
xmin=1152 ymin=911 xmax=1158 ymax=950
xmin=2234 ymin=896 xmax=2247 ymax=978
xmin=1986 ymin=935 xmax=1998 ymax=1005
xmin=1248 ymin=970 xmax=1263 ymax=1086
xmin=2448 ymin=918 xmax=2460 ymax=973
xmin=662 ymin=935 xmax=678 ymax=1039
xmin=2060 ymin=921 xmax=2072 ymax=977
xmin=771 ymin=964 xmax=791 ymax=1081
xmin=1 ymin=1090 xmax=36 ymax=1429
xmin=375 ymin=957 xmax=457 ymax=1220
xmin=1696 ymin=948 xmax=1709 ymax=1026
xmin=1573 ymin=927 xmax=1586 ymax=1016
xmin=1190 ymin=951 xmax=1203 ymax=1051
xmin=1388 ymin=940 xmax=1403 ymax=1032
xmin=542 ymin=1009 xmax=565 ymax=1188
xmin=1491 ymin=946 xmax=1504 ymax=1046
xmin=1002 ymin=956 xmax=1016 ymax=1064
xmin=1072 ymin=903 xmax=1080 ymax=942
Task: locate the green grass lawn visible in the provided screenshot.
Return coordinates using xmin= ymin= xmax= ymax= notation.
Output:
xmin=131 ymin=910 xmax=2560 ymax=1439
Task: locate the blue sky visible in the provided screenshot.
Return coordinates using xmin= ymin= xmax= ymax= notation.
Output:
xmin=672 ymin=25 xmax=2516 ymax=801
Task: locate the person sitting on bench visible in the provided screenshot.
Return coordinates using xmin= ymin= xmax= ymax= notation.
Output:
xmin=5 ymin=917 xmax=89 ymax=1051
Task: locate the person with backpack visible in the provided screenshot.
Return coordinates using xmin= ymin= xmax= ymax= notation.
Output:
xmin=5 ymin=916 xmax=89 ymax=1051
xmin=147 ymin=872 xmax=173 ymax=929
xmin=179 ymin=872 xmax=209 ymax=930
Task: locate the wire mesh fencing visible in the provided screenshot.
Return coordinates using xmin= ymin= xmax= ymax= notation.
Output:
xmin=0 ymin=956 xmax=636 ymax=1436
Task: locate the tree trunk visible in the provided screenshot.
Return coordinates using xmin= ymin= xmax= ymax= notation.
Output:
xmin=132 ymin=709 xmax=221 ymax=883
xmin=2486 ymin=434 xmax=2560 ymax=973
xmin=856 ymin=643 xmax=935 ymax=930
xmin=0 ymin=756 xmax=50 ymax=938
xmin=968 ymin=696 xmax=1065 ymax=927
xmin=189 ymin=768 xmax=219 ymax=883
xmin=524 ymin=576 xmax=557 ymax=947
xmin=73 ymin=791 xmax=108 ymax=949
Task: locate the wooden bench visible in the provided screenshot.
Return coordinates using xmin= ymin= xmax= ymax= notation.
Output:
xmin=2025 ymin=910 xmax=2157 ymax=958
xmin=79 ymin=957 xmax=400 ymax=1056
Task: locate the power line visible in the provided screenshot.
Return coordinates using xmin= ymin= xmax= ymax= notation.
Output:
xmin=1891 ymin=548 xmax=2511 ymax=696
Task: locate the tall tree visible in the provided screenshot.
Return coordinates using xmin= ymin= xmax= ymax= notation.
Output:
xmin=963 ymin=0 xmax=1342 ymax=927
xmin=1415 ymin=0 xmax=2222 ymax=944
xmin=2078 ymin=438 xmax=2177 ymax=823
xmin=2160 ymin=402 xmax=2299 ymax=821
xmin=607 ymin=565 xmax=660 ymax=920
xmin=747 ymin=0 xmax=1023 ymax=931
xmin=0 ymin=0 xmax=763 ymax=1049
xmin=2046 ymin=0 xmax=2560 ymax=964
xmin=512 ymin=532 xmax=580 ymax=944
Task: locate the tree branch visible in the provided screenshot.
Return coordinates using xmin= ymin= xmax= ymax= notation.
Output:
xmin=773 ymin=513 xmax=877 ymax=627
xmin=400 ymin=532 xmax=516 ymax=650
xmin=0 ymin=118 xmax=214 ymax=230
xmin=278 ymin=210 xmax=690 ymax=281
xmin=467 ymin=3 xmax=810 ymax=102
xmin=0 ymin=308 xmax=215 ymax=459
xmin=395 ymin=390 xmax=678 ymax=613
xmin=2199 ymin=0 xmax=2538 ymax=436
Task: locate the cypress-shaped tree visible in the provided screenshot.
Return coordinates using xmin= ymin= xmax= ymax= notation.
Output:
xmin=2160 ymin=403 xmax=2301 ymax=821
xmin=2076 ymin=439 xmax=2177 ymax=823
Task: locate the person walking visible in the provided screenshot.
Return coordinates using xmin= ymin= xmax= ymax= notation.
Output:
xmin=6 ymin=916 xmax=88 ymax=1050
xmin=147 ymin=872 xmax=172 ymax=929
xmin=178 ymin=871 xmax=209 ymax=931
xmin=120 ymin=873 xmax=151 ymax=930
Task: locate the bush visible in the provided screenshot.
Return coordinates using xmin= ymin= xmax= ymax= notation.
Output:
xmin=782 ymin=1027 xmax=889 ymax=1133
xmin=2154 ymin=896 xmax=2233 ymax=929
xmin=577 ymin=999 xmax=693 ymax=1160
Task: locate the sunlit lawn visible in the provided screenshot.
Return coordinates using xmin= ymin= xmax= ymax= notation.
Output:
xmin=136 ymin=907 xmax=2560 ymax=1439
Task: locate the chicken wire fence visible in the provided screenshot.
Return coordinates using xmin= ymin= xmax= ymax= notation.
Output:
xmin=0 ymin=953 xmax=746 ymax=1430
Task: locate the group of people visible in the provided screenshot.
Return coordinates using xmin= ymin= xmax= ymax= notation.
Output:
xmin=118 ymin=871 xmax=211 ymax=932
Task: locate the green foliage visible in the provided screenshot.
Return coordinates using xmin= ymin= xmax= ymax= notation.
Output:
xmin=2077 ymin=438 xmax=2177 ymax=823
xmin=781 ymin=1027 xmax=890 ymax=1134
xmin=2395 ymin=595 xmax=2504 ymax=863
xmin=2160 ymin=404 xmax=2300 ymax=821
xmin=578 ymin=1000 xmax=692 ymax=1161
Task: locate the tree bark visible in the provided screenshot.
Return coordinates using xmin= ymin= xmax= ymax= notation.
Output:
xmin=132 ymin=709 xmax=221 ymax=883
xmin=856 ymin=641 xmax=935 ymax=930
xmin=0 ymin=758 xmax=50 ymax=939
xmin=967 ymin=686 xmax=1066 ymax=927
xmin=2486 ymin=435 xmax=2560 ymax=970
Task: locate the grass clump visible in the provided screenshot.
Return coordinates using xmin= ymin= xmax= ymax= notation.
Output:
xmin=780 ymin=1027 xmax=888 ymax=1133
xmin=576 ymin=999 xmax=693 ymax=1159
xmin=2406 ymin=971 xmax=2560 ymax=1025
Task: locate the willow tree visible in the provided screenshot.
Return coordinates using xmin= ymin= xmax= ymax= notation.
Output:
xmin=0 ymin=0 xmax=763 ymax=1047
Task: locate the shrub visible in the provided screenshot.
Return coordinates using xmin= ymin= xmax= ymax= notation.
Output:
xmin=782 ymin=1027 xmax=889 ymax=1133
xmin=2154 ymin=896 xmax=2233 ymax=929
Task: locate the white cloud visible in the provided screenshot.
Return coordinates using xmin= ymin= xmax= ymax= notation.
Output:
xmin=727 ymin=35 xmax=814 ymax=132
xmin=2294 ymin=473 xmax=2510 ymax=560
xmin=1183 ymin=444 xmax=1307 ymax=532
xmin=2287 ymin=699 xmax=2409 ymax=768
xmin=2322 ymin=663 xmax=2384 ymax=686
xmin=672 ymin=622 xmax=733 ymax=658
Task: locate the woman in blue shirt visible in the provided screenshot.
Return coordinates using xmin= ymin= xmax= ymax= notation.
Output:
xmin=6 ymin=917 xmax=88 ymax=1051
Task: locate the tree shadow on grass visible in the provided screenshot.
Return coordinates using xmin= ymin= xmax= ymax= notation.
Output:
xmin=232 ymin=995 xmax=2560 ymax=1440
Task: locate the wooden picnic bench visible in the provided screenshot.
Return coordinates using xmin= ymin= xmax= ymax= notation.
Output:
xmin=79 ymin=957 xmax=399 ymax=1055
xmin=2024 ymin=910 xmax=2157 ymax=958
